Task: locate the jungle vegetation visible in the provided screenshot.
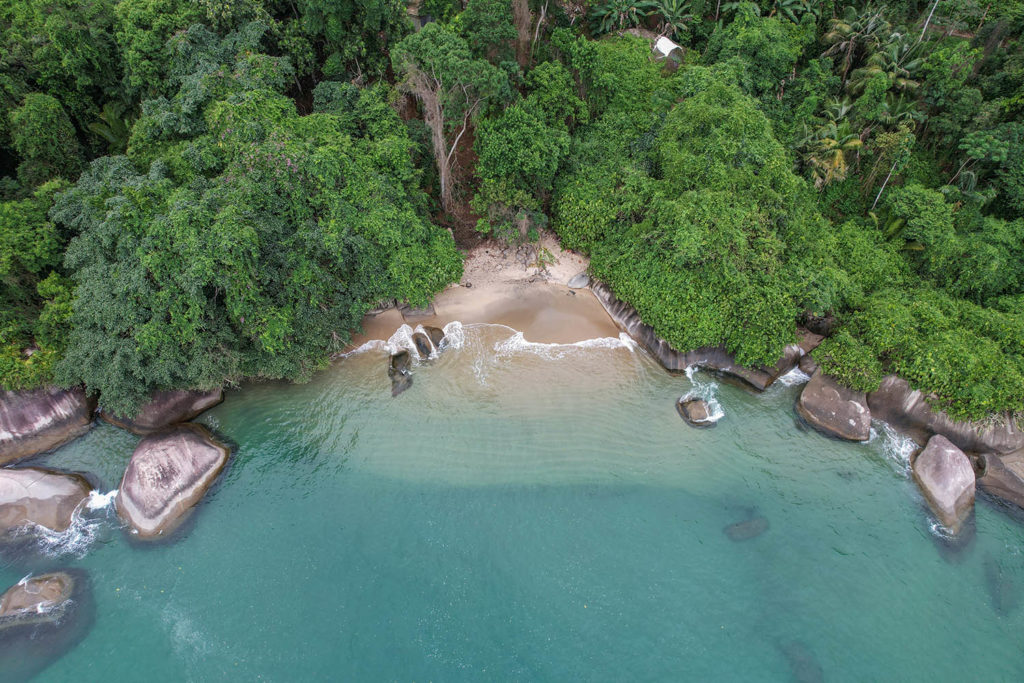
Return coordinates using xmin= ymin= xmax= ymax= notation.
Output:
xmin=1 ymin=0 xmax=1022 ymax=421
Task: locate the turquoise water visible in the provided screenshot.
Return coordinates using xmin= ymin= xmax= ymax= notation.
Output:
xmin=4 ymin=323 xmax=1024 ymax=681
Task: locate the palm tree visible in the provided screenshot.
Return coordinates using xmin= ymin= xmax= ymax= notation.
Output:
xmin=800 ymin=119 xmax=863 ymax=188
xmin=846 ymin=31 xmax=922 ymax=96
xmin=590 ymin=0 xmax=655 ymax=35
xmin=821 ymin=6 xmax=890 ymax=84
xmin=768 ymin=0 xmax=818 ymax=24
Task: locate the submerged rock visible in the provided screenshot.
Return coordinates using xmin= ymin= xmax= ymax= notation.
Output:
xmin=779 ymin=640 xmax=824 ymax=683
xmin=0 ymin=468 xmax=91 ymax=536
xmin=0 ymin=387 xmax=95 ymax=465
xmin=677 ymin=397 xmax=716 ymax=428
xmin=116 ymin=424 xmax=229 ymax=540
xmin=912 ymin=435 xmax=975 ymax=534
xmin=101 ymin=388 xmax=223 ymax=435
xmin=984 ymin=553 xmax=1020 ymax=616
xmin=868 ymin=375 xmax=1024 ymax=455
xmin=388 ymin=350 xmax=413 ymax=397
xmin=567 ymin=272 xmax=590 ymax=289
xmin=0 ymin=569 xmax=92 ymax=681
xmin=796 ymin=370 xmax=871 ymax=441
xmin=723 ymin=516 xmax=769 ymax=541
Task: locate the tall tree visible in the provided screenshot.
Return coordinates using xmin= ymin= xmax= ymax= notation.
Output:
xmin=392 ymin=22 xmax=506 ymax=214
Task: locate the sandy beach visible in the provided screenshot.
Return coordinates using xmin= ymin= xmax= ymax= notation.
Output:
xmin=351 ymin=231 xmax=620 ymax=346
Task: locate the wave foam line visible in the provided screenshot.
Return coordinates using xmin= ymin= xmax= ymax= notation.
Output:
xmin=683 ymin=366 xmax=725 ymax=422
xmin=775 ymin=365 xmax=811 ymax=387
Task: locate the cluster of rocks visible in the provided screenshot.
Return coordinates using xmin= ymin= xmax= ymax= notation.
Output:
xmin=590 ymin=278 xmax=1024 ymax=534
xmin=388 ymin=325 xmax=446 ymax=397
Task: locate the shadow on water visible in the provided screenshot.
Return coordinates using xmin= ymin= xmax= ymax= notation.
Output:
xmin=777 ymin=639 xmax=824 ymax=683
xmin=929 ymin=511 xmax=977 ymax=565
xmin=0 ymin=568 xmax=95 ymax=682
xmin=723 ymin=505 xmax=770 ymax=542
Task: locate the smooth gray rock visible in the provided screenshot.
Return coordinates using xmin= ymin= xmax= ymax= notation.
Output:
xmin=973 ymin=452 xmax=1024 ymax=511
xmin=677 ymin=398 xmax=715 ymax=428
xmin=868 ymin=375 xmax=1024 ymax=455
xmin=0 ymin=387 xmax=95 ymax=465
xmin=117 ymin=424 xmax=229 ymax=540
xmin=913 ymin=435 xmax=975 ymax=533
xmin=0 ymin=572 xmax=77 ymax=633
xmin=101 ymin=388 xmax=223 ymax=435
xmin=0 ymin=468 xmax=91 ymax=536
xmin=567 ymin=272 xmax=590 ymax=289
xmin=796 ymin=370 xmax=871 ymax=441
xmin=798 ymin=353 xmax=819 ymax=376
xmin=590 ymin=282 xmax=813 ymax=391
xmin=399 ymin=302 xmax=435 ymax=320
xmin=411 ymin=332 xmax=432 ymax=359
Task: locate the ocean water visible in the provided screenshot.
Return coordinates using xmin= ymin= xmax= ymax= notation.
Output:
xmin=4 ymin=323 xmax=1024 ymax=681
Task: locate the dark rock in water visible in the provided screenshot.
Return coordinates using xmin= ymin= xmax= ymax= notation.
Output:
xmin=0 ymin=386 xmax=95 ymax=465
xmin=779 ymin=640 xmax=824 ymax=683
xmin=868 ymin=375 xmax=1024 ymax=455
xmin=677 ymin=397 xmax=716 ymax=428
xmin=912 ymin=435 xmax=975 ymax=534
xmin=796 ymin=370 xmax=871 ymax=441
xmin=723 ymin=516 xmax=769 ymax=541
xmin=930 ymin=511 xmax=976 ymax=564
xmin=424 ymin=326 xmax=445 ymax=350
xmin=590 ymin=282 xmax=811 ymax=391
xmin=388 ymin=350 xmax=413 ymax=396
xmin=567 ymin=272 xmax=590 ymax=289
xmin=0 ymin=569 xmax=93 ymax=682
xmin=101 ymin=388 xmax=224 ymax=435
xmin=399 ymin=302 xmax=435 ymax=320
xmin=798 ymin=353 xmax=818 ymax=376
xmin=411 ymin=332 xmax=433 ymax=359
xmin=117 ymin=424 xmax=230 ymax=540
xmin=0 ymin=467 xmax=91 ymax=537
xmin=973 ymin=452 xmax=1024 ymax=512
xmin=984 ymin=553 xmax=1020 ymax=616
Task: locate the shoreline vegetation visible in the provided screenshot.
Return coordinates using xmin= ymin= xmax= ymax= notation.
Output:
xmin=1 ymin=0 xmax=1023 ymax=559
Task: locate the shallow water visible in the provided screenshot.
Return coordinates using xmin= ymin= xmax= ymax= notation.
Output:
xmin=4 ymin=323 xmax=1024 ymax=681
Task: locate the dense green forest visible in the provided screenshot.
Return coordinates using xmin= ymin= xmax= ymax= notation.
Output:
xmin=1 ymin=0 xmax=1022 ymax=420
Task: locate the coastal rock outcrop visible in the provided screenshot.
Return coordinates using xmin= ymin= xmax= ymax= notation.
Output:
xmin=0 ymin=572 xmax=77 ymax=631
xmin=868 ymin=375 xmax=1024 ymax=455
xmin=973 ymin=452 xmax=1024 ymax=512
xmin=677 ymin=398 xmax=715 ymax=428
xmin=411 ymin=331 xmax=432 ymax=359
xmin=0 ymin=468 xmax=91 ymax=536
xmin=590 ymin=282 xmax=816 ymax=390
xmin=913 ymin=435 xmax=975 ymax=533
xmin=568 ymin=272 xmax=590 ymax=289
xmin=101 ymin=388 xmax=224 ymax=435
xmin=116 ymin=424 xmax=229 ymax=540
xmin=388 ymin=350 xmax=413 ymax=396
xmin=0 ymin=387 xmax=95 ymax=465
xmin=796 ymin=371 xmax=871 ymax=441
xmin=424 ymin=325 xmax=445 ymax=350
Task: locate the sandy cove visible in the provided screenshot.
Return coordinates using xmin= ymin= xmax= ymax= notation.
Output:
xmin=350 ymin=231 xmax=620 ymax=346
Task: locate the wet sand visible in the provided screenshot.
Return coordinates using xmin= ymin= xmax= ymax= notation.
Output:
xmin=349 ymin=232 xmax=620 ymax=346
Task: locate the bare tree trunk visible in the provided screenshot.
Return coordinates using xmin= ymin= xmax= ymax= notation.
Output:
xmin=871 ymin=158 xmax=900 ymax=210
xmin=512 ymin=0 xmax=532 ymax=67
xmin=919 ymin=0 xmax=940 ymax=42
xmin=417 ymin=88 xmax=456 ymax=213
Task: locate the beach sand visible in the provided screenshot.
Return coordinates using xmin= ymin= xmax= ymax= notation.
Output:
xmin=350 ymin=231 xmax=620 ymax=346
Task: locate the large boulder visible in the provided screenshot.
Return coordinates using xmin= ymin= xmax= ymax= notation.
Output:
xmin=0 ymin=468 xmax=91 ymax=536
xmin=912 ymin=435 xmax=975 ymax=533
xmin=0 ymin=570 xmax=92 ymax=680
xmin=388 ymin=350 xmax=413 ymax=397
xmin=796 ymin=371 xmax=871 ymax=441
xmin=116 ymin=424 xmax=229 ymax=540
xmin=973 ymin=452 xmax=1024 ymax=512
xmin=424 ymin=326 xmax=445 ymax=350
xmin=868 ymin=375 xmax=1024 ymax=455
xmin=590 ymin=282 xmax=816 ymax=390
xmin=0 ymin=387 xmax=95 ymax=465
xmin=101 ymin=388 xmax=224 ymax=435
xmin=677 ymin=398 xmax=716 ymax=428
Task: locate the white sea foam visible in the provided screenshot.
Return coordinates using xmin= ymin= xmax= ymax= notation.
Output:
xmin=873 ymin=421 xmax=918 ymax=476
xmin=683 ymin=366 xmax=725 ymax=422
xmin=492 ymin=329 xmax=636 ymax=360
xmin=775 ymin=365 xmax=811 ymax=387
xmin=9 ymin=503 xmax=115 ymax=559
xmin=86 ymin=489 xmax=118 ymax=510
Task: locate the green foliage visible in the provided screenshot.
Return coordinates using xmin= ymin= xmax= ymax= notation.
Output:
xmin=456 ymin=0 xmax=517 ymax=64
xmin=8 ymin=94 xmax=83 ymax=186
xmin=589 ymin=0 xmax=653 ymax=36
xmin=114 ymin=0 xmax=204 ymax=97
xmin=51 ymin=34 xmax=461 ymax=414
xmin=297 ymin=0 xmax=410 ymax=80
